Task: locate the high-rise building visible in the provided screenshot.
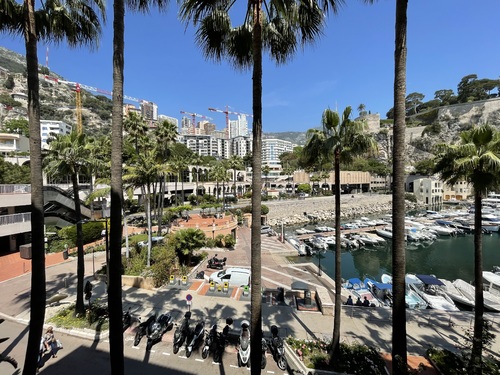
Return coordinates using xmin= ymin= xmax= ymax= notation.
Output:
xmin=178 ymin=134 xmax=230 ymax=159
xmin=40 ymin=120 xmax=72 ymax=150
xmin=262 ymin=138 xmax=293 ymax=169
xmin=229 ymin=115 xmax=249 ymax=138
xmin=231 ymin=135 xmax=252 ymax=159
xmin=140 ymin=101 xmax=158 ymax=121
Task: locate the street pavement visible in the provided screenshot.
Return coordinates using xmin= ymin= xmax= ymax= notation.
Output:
xmin=1 ymin=226 xmax=500 ymax=374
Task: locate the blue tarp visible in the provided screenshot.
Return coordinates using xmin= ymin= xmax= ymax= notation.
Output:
xmin=346 ymin=278 xmax=364 ymax=290
xmin=416 ymin=274 xmax=444 ymax=286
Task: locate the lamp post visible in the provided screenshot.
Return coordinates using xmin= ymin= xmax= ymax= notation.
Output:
xmin=101 ymin=221 xmax=109 ymax=287
xmin=317 ymin=250 xmax=324 ymax=276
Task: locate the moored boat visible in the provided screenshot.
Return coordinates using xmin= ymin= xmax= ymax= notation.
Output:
xmin=405 ymin=274 xmax=459 ymax=311
xmin=453 ymin=278 xmax=500 ymax=312
xmin=380 ymin=273 xmax=428 ymax=309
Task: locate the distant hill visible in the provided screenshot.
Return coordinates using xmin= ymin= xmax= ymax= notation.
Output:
xmin=263 ymin=131 xmax=307 ymax=145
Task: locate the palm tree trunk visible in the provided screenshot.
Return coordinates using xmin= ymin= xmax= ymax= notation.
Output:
xmin=469 ymin=192 xmax=485 ymax=373
xmin=250 ymin=1 xmax=263 ymax=373
xmin=22 ymin=2 xmax=46 ymax=372
xmin=329 ymin=153 xmax=342 ymax=360
xmin=72 ymin=173 xmax=86 ymax=315
xmin=146 ymin=184 xmax=153 ymax=267
xmin=109 ymin=1 xmax=126 ymax=371
xmin=391 ymin=0 xmax=409 ymax=370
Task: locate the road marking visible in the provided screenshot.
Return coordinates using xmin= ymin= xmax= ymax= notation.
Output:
xmin=162 ymin=352 xmax=170 ymax=356
xmin=131 ymin=346 xmax=140 ymax=349
xmin=195 ymin=358 xmax=204 ymax=362
xmin=230 ymin=365 xmax=239 ymax=368
xmin=103 ymin=339 xmax=109 ymax=343
xmin=266 ymin=371 xmax=275 ymax=374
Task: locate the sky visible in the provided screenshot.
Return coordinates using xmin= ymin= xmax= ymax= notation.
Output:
xmin=1 ymin=0 xmax=499 ymax=134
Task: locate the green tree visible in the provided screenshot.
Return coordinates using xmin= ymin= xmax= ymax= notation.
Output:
xmin=405 ymin=92 xmax=425 ymax=115
xmin=413 ymin=158 xmax=435 ymax=176
xmin=171 ymin=228 xmax=206 ymax=266
xmin=357 ymin=103 xmax=367 ymax=117
xmin=434 ymin=124 xmax=500 ymax=374
xmin=391 ymin=0 xmax=409 ymax=369
xmin=302 ymin=106 xmax=377 ymax=360
xmin=43 ymin=132 xmax=91 ymax=316
xmin=262 ymin=164 xmax=271 ymax=192
xmin=227 ymin=155 xmax=243 ymax=195
xmin=124 ymin=111 xmax=148 ymax=154
xmin=434 ymin=89 xmax=456 ymax=105
xmin=0 ymin=158 xmax=30 ymax=183
xmin=3 ymin=74 xmax=15 ymax=89
xmin=2 ymin=118 xmax=29 ymax=137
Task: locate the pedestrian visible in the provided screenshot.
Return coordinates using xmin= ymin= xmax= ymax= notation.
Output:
xmin=362 ymin=296 xmax=370 ymax=307
xmin=345 ymin=295 xmax=353 ymax=306
xmin=43 ymin=326 xmax=58 ymax=358
xmin=355 ymin=297 xmax=363 ymax=306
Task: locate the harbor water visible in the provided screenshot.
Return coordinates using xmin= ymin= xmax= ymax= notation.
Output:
xmin=287 ymin=225 xmax=500 ymax=284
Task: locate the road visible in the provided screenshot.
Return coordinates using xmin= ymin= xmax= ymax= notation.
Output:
xmin=0 ymin=319 xmax=287 ymax=375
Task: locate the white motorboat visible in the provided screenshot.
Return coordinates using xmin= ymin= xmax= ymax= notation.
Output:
xmin=315 ymin=226 xmax=332 ymax=232
xmin=342 ymin=278 xmax=381 ymax=307
xmin=375 ymin=228 xmax=393 ymax=239
xmin=405 ymin=274 xmax=459 ymax=311
xmin=360 ymin=217 xmax=378 ymax=226
xmin=352 ymin=233 xmax=380 ymax=246
xmin=439 ymin=278 xmax=475 ymax=309
xmin=426 ymin=225 xmax=456 ymax=236
xmin=309 ymin=235 xmax=328 ymax=250
xmin=453 ymin=279 xmax=500 ymax=312
xmin=483 ymin=271 xmax=500 ymax=297
xmin=287 ymin=237 xmax=308 ymax=256
xmin=295 ymin=227 xmax=315 ymax=235
xmin=362 ymin=232 xmax=386 ymax=244
xmin=380 ymin=273 xmax=428 ymax=309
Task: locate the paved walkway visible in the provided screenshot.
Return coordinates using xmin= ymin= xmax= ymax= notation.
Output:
xmin=1 ymin=225 xmax=500 ymax=373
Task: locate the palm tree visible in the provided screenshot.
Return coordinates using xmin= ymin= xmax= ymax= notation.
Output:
xmin=1 ymin=2 xmax=104 ymax=372
xmin=434 ymin=124 xmax=500 ymax=373
xmin=227 ymin=155 xmax=244 ymax=196
xmin=124 ymin=112 xmax=148 ymax=153
xmin=86 ymin=135 xmax=111 ymax=216
xmin=262 ymin=164 xmax=271 ymax=194
xmin=43 ymin=132 xmax=91 ymax=316
xmin=302 ymin=106 xmax=377 ymax=360
xmin=357 ymin=103 xmax=366 ymax=117
xmin=180 ymin=1 xmax=337 ymax=367
xmin=190 ymin=153 xmax=205 ymax=198
xmin=391 ymin=1 xmax=409 ymax=370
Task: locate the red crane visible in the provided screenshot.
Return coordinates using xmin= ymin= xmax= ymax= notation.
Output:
xmin=208 ymin=106 xmax=252 ymax=138
xmin=180 ymin=110 xmax=213 ymax=133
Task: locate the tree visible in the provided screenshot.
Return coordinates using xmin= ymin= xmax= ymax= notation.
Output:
xmin=227 ymin=155 xmax=243 ymax=195
xmin=180 ymin=0 xmax=336 ymax=369
xmin=3 ymin=74 xmax=15 ymax=89
xmin=391 ymin=0 xmax=409 ymax=370
xmin=124 ymin=111 xmax=148 ymax=154
xmin=302 ymin=106 xmax=377 ymax=360
xmin=434 ymin=89 xmax=456 ymax=105
xmin=2 ymin=118 xmax=29 ymax=137
xmin=171 ymin=228 xmax=206 ymax=266
xmin=357 ymin=103 xmax=367 ymax=117
xmin=1 ymin=2 xmax=104 ymax=372
xmin=405 ymin=92 xmax=425 ymax=115
xmin=262 ymin=164 xmax=271 ymax=192
xmin=434 ymin=124 xmax=500 ymax=374
xmin=413 ymin=158 xmax=435 ymax=176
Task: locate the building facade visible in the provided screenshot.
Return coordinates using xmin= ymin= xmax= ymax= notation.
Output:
xmin=40 ymin=120 xmax=72 ymax=150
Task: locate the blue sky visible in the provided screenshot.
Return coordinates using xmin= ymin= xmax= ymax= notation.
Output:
xmin=1 ymin=0 xmax=499 ymax=133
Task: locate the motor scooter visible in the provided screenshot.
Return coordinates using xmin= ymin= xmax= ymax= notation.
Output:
xmin=185 ymin=320 xmax=205 ymax=358
xmin=146 ymin=312 xmax=174 ymax=351
xmin=122 ymin=307 xmax=132 ymax=332
xmin=267 ymin=325 xmax=287 ymax=370
xmin=172 ymin=312 xmax=191 ymax=354
xmin=207 ymin=254 xmax=226 ymax=270
xmin=261 ymin=338 xmax=268 ymax=369
xmin=201 ymin=324 xmax=218 ymax=360
xmin=237 ymin=320 xmax=250 ymax=367
xmin=133 ymin=313 xmax=156 ymax=347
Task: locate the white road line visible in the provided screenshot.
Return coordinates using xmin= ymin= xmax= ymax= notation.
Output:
xmin=131 ymin=346 xmax=140 ymax=349
xmin=162 ymin=352 xmax=170 ymax=356
xmin=229 ymin=365 xmax=239 ymax=368
xmin=195 ymin=358 xmax=204 ymax=362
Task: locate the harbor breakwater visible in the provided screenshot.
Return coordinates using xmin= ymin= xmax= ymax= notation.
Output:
xmin=265 ymin=194 xmax=423 ymax=226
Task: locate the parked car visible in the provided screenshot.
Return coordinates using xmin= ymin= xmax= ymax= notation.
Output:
xmin=138 ymin=236 xmax=164 ymax=247
xmin=260 ymin=226 xmax=272 ymax=234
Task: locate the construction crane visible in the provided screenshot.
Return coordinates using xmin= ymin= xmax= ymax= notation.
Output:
xmin=180 ymin=110 xmax=213 ymax=134
xmin=208 ymin=106 xmax=252 ymax=138
xmin=75 ymin=83 xmax=83 ymax=134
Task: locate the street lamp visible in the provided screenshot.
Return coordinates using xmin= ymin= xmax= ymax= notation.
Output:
xmin=317 ymin=250 xmax=325 ymax=276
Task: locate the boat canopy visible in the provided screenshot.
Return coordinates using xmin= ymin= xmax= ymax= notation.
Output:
xmin=345 ymin=278 xmax=366 ymax=290
xmin=416 ymin=274 xmax=445 ymax=286
xmin=365 ymin=278 xmax=392 ymax=291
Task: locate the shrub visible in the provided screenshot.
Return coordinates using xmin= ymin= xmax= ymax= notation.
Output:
xmin=150 ymin=245 xmax=178 ymax=287
xmin=223 ymin=234 xmax=236 ymax=248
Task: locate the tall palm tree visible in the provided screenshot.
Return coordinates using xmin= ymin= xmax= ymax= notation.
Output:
xmin=1 ymin=2 xmax=104 ymax=372
xmin=434 ymin=124 xmax=500 ymax=374
xmin=180 ymin=1 xmax=337 ymax=368
xmin=391 ymin=0 xmax=409 ymax=370
xmin=302 ymin=106 xmax=377 ymax=359
xmin=43 ymin=132 xmax=91 ymax=316
xmin=190 ymin=153 xmax=205 ymax=197
xmin=124 ymin=111 xmax=148 ymax=154
xmin=86 ymin=135 xmax=111 ymax=216
xmin=262 ymin=164 xmax=271 ymax=193
xmin=227 ymin=155 xmax=244 ymax=195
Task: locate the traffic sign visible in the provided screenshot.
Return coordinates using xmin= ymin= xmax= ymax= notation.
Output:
xmin=186 ymin=294 xmax=193 ymax=301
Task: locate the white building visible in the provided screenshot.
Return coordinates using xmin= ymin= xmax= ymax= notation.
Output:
xmin=262 ymin=138 xmax=293 ymax=168
xmin=40 ymin=120 xmax=72 ymax=150
xmin=413 ymin=177 xmax=443 ymax=205
xmin=157 ymin=114 xmax=179 ymax=129
xmin=231 ymin=135 xmax=252 ymax=158
xmin=229 ymin=115 xmax=249 ymax=138
xmin=179 ymin=134 xmax=230 ymax=159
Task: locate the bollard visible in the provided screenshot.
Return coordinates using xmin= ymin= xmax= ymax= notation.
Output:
xmin=182 ymin=276 xmax=187 ymax=285
xmin=243 ymin=285 xmax=249 ymax=296
xmin=210 ymin=281 xmax=215 ymax=291
xmin=223 ymin=282 xmax=229 ymax=294
xmin=217 ymin=284 xmax=222 ymax=293
xmin=64 ymin=277 xmax=68 ymax=288
xmin=169 ymin=275 xmax=175 ymax=285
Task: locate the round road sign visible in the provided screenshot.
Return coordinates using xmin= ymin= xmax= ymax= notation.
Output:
xmin=186 ymin=294 xmax=193 ymax=301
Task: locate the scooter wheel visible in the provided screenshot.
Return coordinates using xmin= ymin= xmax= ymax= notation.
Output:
xmin=213 ymin=352 xmax=221 ymax=363
xmin=173 ymin=344 xmax=179 ymax=354
xmin=237 ymin=355 xmax=242 ymax=367
xmin=277 ymin=356 xmax=287 ymax=371
xmin=186 ymin=348 xmax=192 ymax=358
xmin=261 ymin=355 xmax=266 ymax=369
xmin=202 ymin=348 xmax=208 ymax=359
xmin=133 ymin=333 xmax=141 ymax=347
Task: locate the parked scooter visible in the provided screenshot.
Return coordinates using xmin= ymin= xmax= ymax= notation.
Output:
xmin=146 ymin=312 xmax=174 ymax=350
xmin=201 ymin=324 xmax=218 ymax=360
xmin=237 ymin=320 xmax=251 ymax=367
xmin=261 ymin=338 xmax=268 ymax=369
xmin=215 ymin=318 xmax=233 ymax=363
xmin=207 ymin=254 xmax=227 ymax=270
xmin=267 ymin=325 xmax=287 ymax=370
xmin=133 ymin=313 xmax=157 ymax=346
xmin=122 ymin=307 xmax=132 ymax=332
xmin=186 ymin=320 xmax=205 ymax=358
xmin=172 ymin=312 xmax=192 ymax=354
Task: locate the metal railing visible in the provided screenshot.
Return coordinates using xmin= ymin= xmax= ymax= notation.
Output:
xmin=0 ymin=184 xmax=31 ymax=194
xmin=0 ymin=212 xmax=31 ymax=226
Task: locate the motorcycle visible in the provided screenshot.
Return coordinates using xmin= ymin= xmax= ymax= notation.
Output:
xmin=207 ymin=254 xmax=227 ymax=270
xmin=185 ymin=320 xmax=205 ymax=358
xmin=172 ymin=312 xmax=192 ymax=354
xmin=122 ymin=307 xmax=132 ymax=332
xmin=133 ymin=313 xmax=156 ymax=347
xmin=261 ymin=338 xmax=268 ymax=369
xmin=201 ymin=324 xmax=218 ymax=360
xmin=146 ymin=312 xmax=174 ymax=351
xmin=237 ymin=320 xmax=250 ymax=367
xmin=267 ymin=325 xmax=287 ymax=370
xmin=214 ymin=318 xmax=233 ymax=363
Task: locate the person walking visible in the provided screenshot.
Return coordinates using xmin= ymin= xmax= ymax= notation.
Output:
xmin=43 ymin=326 xmax=58 ymax=358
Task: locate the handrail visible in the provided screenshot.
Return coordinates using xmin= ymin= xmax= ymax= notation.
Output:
xmin=0 ymin=184 xmax=31 ymax=194
xmin=0 ymin=213 xmax=31 ymax=226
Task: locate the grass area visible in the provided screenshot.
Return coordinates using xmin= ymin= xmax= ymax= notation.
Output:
xmin=49 ymin=302 xmax=109 ymax=332
xmin=286 ymin=337 xmax=387 ymax=374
